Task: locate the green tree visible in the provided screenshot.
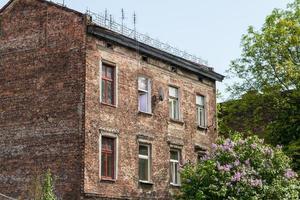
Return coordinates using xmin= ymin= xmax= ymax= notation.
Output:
xmin=41 ymin=169 xmax=56 ymax=200
xmin=222 ymin=0 xmax=300 ymax=171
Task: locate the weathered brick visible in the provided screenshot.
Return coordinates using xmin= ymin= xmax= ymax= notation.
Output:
xmin=0 ymin=0 xmax=222 ymax=199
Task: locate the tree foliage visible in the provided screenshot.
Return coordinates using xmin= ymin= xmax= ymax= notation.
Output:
xmin=221 ymin=0 xmax=300 ymax=171
xmin=177 ymin=134 xmax=300 ymax=200
xmin=227 ymin=0 xmax=300 ymax=95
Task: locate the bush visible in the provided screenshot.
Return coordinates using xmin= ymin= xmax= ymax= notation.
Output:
xmin=41 ymin=169 xmax=57 ymax=200
xmin=178 ymin=134 xmax=300 ymax=200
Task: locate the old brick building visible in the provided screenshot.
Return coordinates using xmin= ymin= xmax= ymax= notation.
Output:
xmin=0 ymin=0 xmax=224 ymax=199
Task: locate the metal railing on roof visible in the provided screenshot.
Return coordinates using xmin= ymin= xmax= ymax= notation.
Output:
xmin=86 ymin=9 xmax=211 ymax=70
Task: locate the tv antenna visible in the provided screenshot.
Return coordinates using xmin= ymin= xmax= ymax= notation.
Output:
xmin=121 ymin=8 xmax=125 ymax=33
xmin=133 ymin=12 xmax=137 ymax=39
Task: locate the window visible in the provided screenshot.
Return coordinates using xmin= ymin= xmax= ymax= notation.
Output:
xmin=139 ymin=144 xmax=151 ymax=182
xmin=138 ymin=77 xmax=151 ymax=113
xmin=196 ymin=95 xmax=206 ymax=127
xmin=197 ymin=151 xmax=206 ymax=163
xmin=101 ymin=137 xmax=115 ymax=179
xmin=170 ymin=149 xmax=181 ymax=185
xmin=101 ymin=63 xmax=115 ymax=105
xmin=169 ymin=86 xmax=179 ymax=120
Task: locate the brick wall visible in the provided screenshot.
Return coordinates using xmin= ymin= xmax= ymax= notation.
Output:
xmin=84 ymin=35 xmax=217 ymax=199
xmin=0 ymin=0 xmax=86 ymax=199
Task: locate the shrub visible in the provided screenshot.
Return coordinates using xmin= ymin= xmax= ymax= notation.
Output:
xmin=178 ymin=134 xmax=300 ymax=200
xmin=41 ymin=169 xmax=57 ymax=200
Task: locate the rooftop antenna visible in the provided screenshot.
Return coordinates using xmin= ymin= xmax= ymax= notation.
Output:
xmin=105 ymin=9 xmax=108 ymax=26
xmin=121 ymin=8 xmax=125 ymax=34
xmin=109 ymin=14 xmax=113 ymax=29
xmin=62 ymin=0 xmax=65 ymax=6
xmin=133 ymin=12 xmax=137 ymax=39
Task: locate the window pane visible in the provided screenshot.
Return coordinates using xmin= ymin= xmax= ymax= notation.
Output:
xmin=196 ymin=95 xmax=204 ymax=106
xmin=139 ymin=92 xmax=148 ymax=112
xmin=107 ymin=154 xmax=114 ymax=178
xmin=175 ymin=163 xmax=179 ymax=184
xmin=170 ymin=162 xmax=174 ymax=183
xmin=198 ymin=107 xmax=205 ymax=126
xmin=101 ymin=154 xmax=106 ymax=176
xmin=138 ymin=77 xmax=148 ymax=91
xmin=102 ymin=65 xmax=106 ymax=77
xmin=101 ymin=137 xmax=115 ymax=179
xmin=139 ymin=158 xmax=149 ymax=181
xmin=106 ymin=66 xmax=113 ymax=79
xmin=170 ymin=150 xmax=179 ymax=160
xmin=173 ymin=100 xmax=179 ymax=119
xmin=169 ymin=87 xmax=178 ymax=98
xmin=107 ymin=81 xmax=113 ymax=104
xmin=139 ymin=145 xmax=148 ymax=156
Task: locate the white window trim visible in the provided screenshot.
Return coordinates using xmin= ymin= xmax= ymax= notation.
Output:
xmin=99 ymin=131 xmax=119 ymax=180
xmin=138 ymin=76 xmax=152 ymax=114
xmin=99 ymin=60 xmax=118 ymax=107
xmin=196 ymin=95 xmax=207 ymax=128
xmin=138 ymin=144 xmax=151 ymax=183
xmin=169 ymin=86 xmax=180 ymax=120
xmin=170 ymin=149 xmax=181 ymax=186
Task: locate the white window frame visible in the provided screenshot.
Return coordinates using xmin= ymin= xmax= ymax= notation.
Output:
xmin=196 ymin=95 xmax=206 ymax=128
xmin=169 ymin=86 xmax=180 ymax=120
xmin=99 ymin=131 xmax=119 ymax=181
xmin=138 ymin=144 xmax=151 ymax=183
xmin=170 ymin=149 xmax=181 ymax=186
xmin=138 ymin=76 xmax=152 ymax=113
xmin=99 ymin=60 xmax=118 ymax=107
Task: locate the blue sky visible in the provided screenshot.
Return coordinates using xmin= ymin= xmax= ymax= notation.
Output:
xmin=0 ymin=0 xmax=293 ymax=100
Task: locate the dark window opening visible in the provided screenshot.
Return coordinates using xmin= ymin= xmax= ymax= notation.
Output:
xmin=142 ymin=55 xmax=148 ymax=62
xmin=101 ymin=63 xmax=115 ymax=105
xmin=101 ymin=137 xmax=115 ymax=179
xmin=106 ymin=42 xmax=113 ymax=49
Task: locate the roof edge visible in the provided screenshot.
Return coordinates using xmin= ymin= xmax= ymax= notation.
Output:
xmin=87 ymin=25 xmax=225 ymax=82
xmin=0 ymin=0 xmax=84 ymax=16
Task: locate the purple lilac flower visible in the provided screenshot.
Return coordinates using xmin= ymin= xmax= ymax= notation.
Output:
xmin=251 ymin=143 xmax=257 ymax=149
xmin=245 ymin=159 xmax=250 ymax=166
xmin=223 ymin=164 xmax=232 ymax=172
xmin=234 ymin=160 xmax=240 ymax=166
xmin=276 ymin=145 xmax=283 ymax=149
xmin=284 ymin=169 xmax=297 ymax=179
xmin=264 ymin=147 xmax=273 ymax=156
xmin=250 ymin=179 xmax=262 ymax=187
xmin=231 ymin=172 xmax=242 ymax=182
xmin=217 ymin=162 xmax=232 ymax=172
xmin=237 ymin=139 xmax=245 ymax=145
xmin=211 ymin=143 xmax=217 ymax=149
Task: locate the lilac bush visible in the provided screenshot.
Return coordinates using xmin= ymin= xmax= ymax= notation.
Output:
xmin=178 ymin=134 xmax=300 ymax=200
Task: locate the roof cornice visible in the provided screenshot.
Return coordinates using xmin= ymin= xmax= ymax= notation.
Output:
xmin=87 ymin=25 xmax=225 ymax=82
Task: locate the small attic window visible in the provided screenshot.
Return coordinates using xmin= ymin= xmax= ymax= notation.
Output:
xmin=142 ymin=55 xmax=148 ymax=62
xmin=198 ymin=75 xmax=204 ymax=82
xmin=105 ymin=42 xmax=113 ymax=49
xmin=171 ymin=66 xmax=177 ymax=73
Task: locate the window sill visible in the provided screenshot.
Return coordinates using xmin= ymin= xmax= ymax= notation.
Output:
xmin=101 ymin=102 xmax=117 ymax=108
xmin=197 ymin=125 xmax=208 ymax=131
xmin=170 ymin=183 xmax=181 ymax=187
xmin=169 ymin=118 xmax=184 ymax=125
xmin=138 ymin=111 xmax=153 ymax=116
xmin=139 ymin=180 xmax=154 ymax=185
xmin=100 ymin=178 xmax=116 ymax=182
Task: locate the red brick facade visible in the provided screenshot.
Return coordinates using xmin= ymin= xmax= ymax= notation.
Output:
xmin=0 ymin=0 xmax=223 ymax=199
